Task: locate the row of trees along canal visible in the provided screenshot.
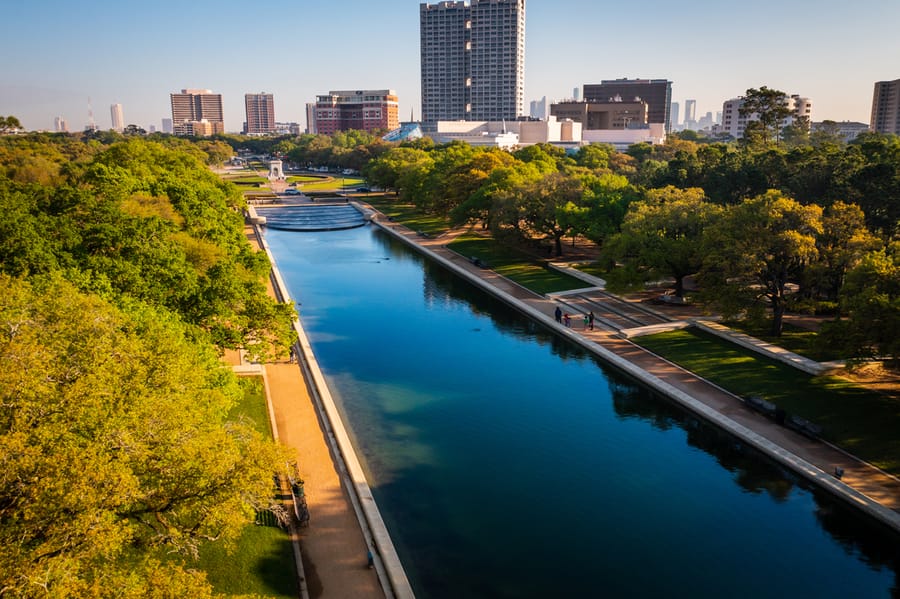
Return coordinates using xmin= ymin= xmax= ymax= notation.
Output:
xmin=0 ymin=134 xmax=297 ymax=596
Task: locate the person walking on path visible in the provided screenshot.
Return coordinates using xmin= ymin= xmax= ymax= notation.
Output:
xmin=555 ymin=306 xmax=562 ymax=323
xmin=564 ymin=313 xmax=571 ymax=328
xmin=588 ymin=311 xmax=594 ymax=331
xmin=583 ymin=313 xmax=589 ymax=329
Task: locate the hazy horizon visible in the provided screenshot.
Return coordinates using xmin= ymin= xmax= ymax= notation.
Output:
xmin=4 ymin=0 xmax=897 ymax=132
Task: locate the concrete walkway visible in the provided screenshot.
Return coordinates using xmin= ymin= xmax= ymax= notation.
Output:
xmin=232 ymin=225 xmax=385 ymax=599
xmin=369 ymin=214 xmax=900 ymax=527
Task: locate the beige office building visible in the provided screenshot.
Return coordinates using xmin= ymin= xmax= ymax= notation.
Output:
xmin=170 ymin=89 xmax=225 ymax=136
xmin=245 ymin=92 xmax=276 ymax=135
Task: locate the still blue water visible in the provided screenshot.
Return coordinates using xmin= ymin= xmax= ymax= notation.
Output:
xmin=265 ymin=225 xmax=899 ymax=598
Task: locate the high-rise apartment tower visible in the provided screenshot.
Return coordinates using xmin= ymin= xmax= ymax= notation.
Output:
xmin=420 ymin=0 xmax=525 ymax=129
xmin=244 ymin=93 xmax=276 ymax=135
xmin=170 ymin=89 xmax=224 ymax=136
xmin=871 ymin=79 xmax=900 ymax=135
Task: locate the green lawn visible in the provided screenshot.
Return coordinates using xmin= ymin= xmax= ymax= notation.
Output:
xmin=286 ymin=175 xmax=324 ymax=183
xmin=721 ymin=320 xmax=843 ymax=362
xmin=635 ymin=328 xmax=900 ymax=475
xmin=448 ymin=235 xmax=588 ymax=295
xmin=195 ymin=525 xmax=297 ymax=598
xmin=117 ymin=377 xmax=297 ymax=596
xmin=224 ymin=175 xmax=268 ymax=184
xmin=299 ymin=176 xmax=363 ymax=191
xmin=232 ymin=377 xmax=273 ymax=439
xmin=364 ymin=196 xmax=452 ymax=237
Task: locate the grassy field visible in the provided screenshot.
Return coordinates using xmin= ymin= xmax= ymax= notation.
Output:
xmin=120 ymin=377 xmax=297 ymax=596
xmin=224 ymin=175 xmax=268 ymax=184
xmin=721 ymin=320 xmax=843 ymax=362
xmin=298 ymin=176 xmax=364 ymax=191
xmin=635 ymin=328 xmax=900 ymax=475
xmin=286 ymin=175 xmax=325 ymax=183
xmin=447 ymin=234 xmax=588 ymax=295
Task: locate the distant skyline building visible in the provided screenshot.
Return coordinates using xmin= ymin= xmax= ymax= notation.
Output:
xmin=161 ymin=118 xmax=173 ymax=134
xmin=670 ymin=101 xmax=680 ymax=129
xmin=721 ymin=93 xmax=812 ymax=138
xmin=53 ymin=116 xmax=68 ymax=132
xmin=275 ymin=122 xmax=303 ymax=136
xmin=244 ymin=92 xmax=276 ymax=135
xmin=529 ymin=96 xmax=548 ymax=119
xmin=870 ymin=79 xmax=900 ymax=135
xmin=110 ymin=103 xmax=124 ymax=132
xmin=310 ymin=89 xmax=399 ymax=135
xmin=419 ymin=0 xmax=526 ymax=129
xmin=684 ymin=99 xmax=696 ymax=126
xmin=583 ymin=79 xmax=673 ymax=131
xmin=170 ymin=88 xmax=224 ymax=136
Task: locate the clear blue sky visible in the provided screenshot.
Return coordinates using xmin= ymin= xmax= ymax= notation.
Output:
xmin=4 ymin=0 xmax=898 ymax=132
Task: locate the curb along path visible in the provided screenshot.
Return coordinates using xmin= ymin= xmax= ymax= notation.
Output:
xmin=368 ymin=213 xmax=900 ymax=533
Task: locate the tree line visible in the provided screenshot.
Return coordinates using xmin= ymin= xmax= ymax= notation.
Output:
xmin=0 ymin=133 xmax=295 ymax=595
xmin=359 ymin=131 xmax=897 ymax=361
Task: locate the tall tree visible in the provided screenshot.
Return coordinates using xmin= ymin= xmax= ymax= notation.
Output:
xmin=738 ymin=87 xmax=793 ymax=145
xmin=805 ymin=201 xmax=881 ymax=301
xmin=702 ymin=190 xmax=823 ymax=335
xmin=604 ymin=186 xmax=723 ymax=297
xmin=820 ymin=243 xmax=900 ymax=365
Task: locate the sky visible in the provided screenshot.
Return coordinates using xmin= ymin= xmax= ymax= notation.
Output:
xmin=4 ymin=0 xmax=899 ymax=133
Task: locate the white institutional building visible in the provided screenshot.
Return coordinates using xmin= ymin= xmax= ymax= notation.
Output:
xmin=720 ymin=93 xmax=812 ymax=139
xmin=110 ymin=103 xmax=124 ymax=132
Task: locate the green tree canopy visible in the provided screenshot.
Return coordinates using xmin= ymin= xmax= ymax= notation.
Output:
xmin=0 ymin=275 xmax=290 ymax=596
xmin=605 ymin=186 xmax=723 ymax=297
xmin=738 ymin=86 xmax=794 ymax=146
xmin=702 ymin=190 xmax=823 ymax=335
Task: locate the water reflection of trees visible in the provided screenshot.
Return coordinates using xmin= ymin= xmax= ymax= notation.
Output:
xmin=609 ymin=377 xmax=900 ymax=588
xmin=422 ymin=261 xmax=591 ymax=362
xmin=812 ymin=491 xmax=900 ymax=597
xmin=609 ymin=380 xmax=795 ymax=501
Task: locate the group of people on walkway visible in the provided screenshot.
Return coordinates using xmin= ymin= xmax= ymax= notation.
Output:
xmin=554 ymin=306 xmax=594 ymax=331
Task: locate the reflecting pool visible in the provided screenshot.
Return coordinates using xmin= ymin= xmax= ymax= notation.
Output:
xmin=264 ymin=225 xmax=899 ymax=598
